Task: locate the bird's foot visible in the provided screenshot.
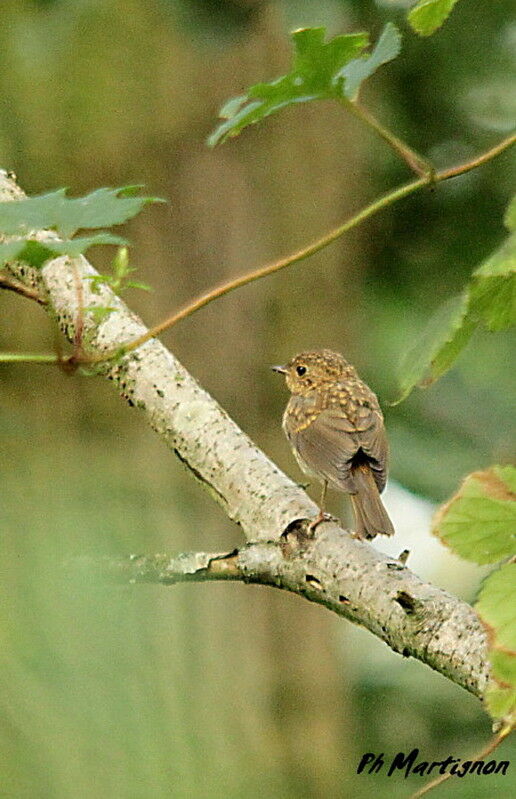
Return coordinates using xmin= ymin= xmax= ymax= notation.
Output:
xmin=307 ymin=511 xmax=338 ymax=536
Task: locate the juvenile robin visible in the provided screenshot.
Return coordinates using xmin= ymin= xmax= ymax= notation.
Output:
xmin=273 ymin=349 xmax=394 ymax=540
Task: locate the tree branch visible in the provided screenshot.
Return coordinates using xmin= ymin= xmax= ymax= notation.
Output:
xmin=97 ymin=534 xmax=487 ymax=699
xmin=0 ymin=272 xmax=47 ymax=304
xmin=0 ymin=168 xmax=489 ymax=703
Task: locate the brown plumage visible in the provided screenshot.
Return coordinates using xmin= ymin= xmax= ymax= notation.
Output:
xmin=273 ymin=349 xmax=394 ymax=540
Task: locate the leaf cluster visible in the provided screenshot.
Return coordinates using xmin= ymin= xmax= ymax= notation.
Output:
xmin=208 ymin=0 xmax=464 ymax=147
xmin=87 ymin=246 xmax=152 ymax=295
xmin=0 ymin=186 xmax=160 ymax=269
xmin=433 ymin=465 xmax=516 ymax=728
xmin=84 ymin=246 xmax=152 ymax=326
xmin=396 ymin=195 xmax=516 ymax=402
xmin=208 ymin=24 xmax=401 ymax=147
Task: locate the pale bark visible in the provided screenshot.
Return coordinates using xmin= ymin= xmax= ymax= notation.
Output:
xmin=0 ymin=169 xmax=489 ymax=701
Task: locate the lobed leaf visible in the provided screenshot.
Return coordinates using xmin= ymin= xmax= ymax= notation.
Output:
xmin=0 ymin=233 xmax=127 ymax=269
xmin=432 ymin=466 xmax=516 ymax=565
xmin=0 ymin=187 xmax=161 ymax=239
xmin=408 ymin=0 xmax=461 ymax=37
xmin=208 ymin=25 xmax=401 ymax=146
xmin=341 ymin=23 xmax=402 ymax=101
xmin=0 ymin=239 xmax=27 ymax=266
xmin=0 ymin=189 xmax=67 ymax=235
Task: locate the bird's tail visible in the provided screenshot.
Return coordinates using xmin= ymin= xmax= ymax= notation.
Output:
xmin=350 ymin=464 xmax=395 ymax=540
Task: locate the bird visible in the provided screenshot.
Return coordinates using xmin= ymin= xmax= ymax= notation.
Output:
xmin=272 ymin=349 xmax=394 ymax=540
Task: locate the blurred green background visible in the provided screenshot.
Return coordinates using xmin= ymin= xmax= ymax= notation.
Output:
xmin=1 ymin=1 xmax=515 ymax=797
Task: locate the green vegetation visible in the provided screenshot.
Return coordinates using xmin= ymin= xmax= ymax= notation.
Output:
xmin=1 ymin=0 xmax=514 ymax=796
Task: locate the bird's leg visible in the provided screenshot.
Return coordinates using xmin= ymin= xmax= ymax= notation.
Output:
xmin=320 ymin=479 xmax=328 ymax=517
xmin=308 ymin=480 xmax=335 ymax=534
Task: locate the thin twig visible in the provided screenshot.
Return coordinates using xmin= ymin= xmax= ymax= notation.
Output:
xmin=83 ymin=131 xmax=515 ymax=364
xmin=71 ymin=263 xmax=85 ymax=359
xmin=0 ymin=168 xmax=492 ymax=702
xmin=1 ymin=133 xmax=514 ymax=369
xmin=0 ymin=273 xmax=46 ymax=305
xmin=346 ymin=100 xmax=433 ymax=178
xmin=0 ymin=352 xmax=59 ymax=363
xmin=439 ymin=134 xmax=515 ymax=178
xmin=409 ymin=729 xmax=512 ymax=799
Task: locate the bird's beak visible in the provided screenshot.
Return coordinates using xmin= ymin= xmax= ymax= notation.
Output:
xmin=271 ymin=364 xmax=288 ymax=375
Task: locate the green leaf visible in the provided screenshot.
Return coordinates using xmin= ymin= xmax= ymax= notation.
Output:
xmin=504 ymin=195 xmax=516 ymax=231
xmin=0 ymin=233 xmax=127 ymax=269
xmin=112 ymin=246 xmax=130 ymax=279
xmin=477 ymin=562 xmax=516 ymax=726
xmin=469 ymin=233 xmax=516 ymax=331
xmin=484 ymin=681 xmax=516 ymax=728
xmin=85 ymin=305 xmax=116 ymax=324
xmin=395 ymin=292 xmax=474 ymax=403
xmin=432 ymin=466 xmax=516 ymax=565
xmin=124 ymin=280 xmax=152 ymax=293
xmin=86 ymin=273 xmax=115 ymax=294
xmin=477 ymin=561 xmax=516 ymax=648
xmin=396 ymin=228 xmax=516 ymax=401
xmin=490 ymin=648 xmax=516 ymax=686
xmin=341 ymin=23 xmax=402 ymax=101
xmin=0 ymin=239 xmax=26 ymax=265
xmin=51 ymin=233 xmax=127 ymax=257
xmin=13 ymin=240 xmax=60 ymax=269
xmin=408 ymin=0 xmax=461 ymax=37
xmin=0 ymin=187 xmax=161 ymax=239
xmin=114 ymin=184 xmax=147 ymax=198
xmin=208 ymin=26 xmax=401 ymax=146
xmin=51 ymin=188 xmax=161 ymax=238
xmin=0 ymin=189 xmax=67 ymax=234
xmin=84 ymin=247 xmax=151 ymax=295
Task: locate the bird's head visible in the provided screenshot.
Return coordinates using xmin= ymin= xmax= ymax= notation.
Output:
xmin=272 ymin=349 xmax=354 ymax=395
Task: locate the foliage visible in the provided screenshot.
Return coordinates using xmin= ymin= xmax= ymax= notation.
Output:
xmin=82 ymin=246 xmax=151 ymax=328
xmin=433 ymin=466 xmax=516 ymax=564
xmin=208 ymin=12 xmax=516 ymax=737
xmin=0 ymin=233 xmax=126 ymax=269
xmin=396 ymin=195 xmax=516 ymax=402
xmin=408 ymin=0 xmax=462 ymax=37
xmin=504 ymin=194 xmax=516 ymax=232
xmin=0 ymin=186 xmax=160 ymax=269
xmin=1 ymin=2 xmax=515 ymax=796
xmin=1 ymin=3 xmax=515 ymax=746
xmin=86 ymin=246 xmax=152 ymax=295
xmin=477 ymin=562 xmax=516 ymax=724
xmin=433 ymin=465 xmax=516 ymax=728
xmin=208 ymin=24 xmax=401 ymax=146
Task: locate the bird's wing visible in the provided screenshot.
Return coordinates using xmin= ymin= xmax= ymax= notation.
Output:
xmin=292 ymin=406 xmax=388 ymax=493
xmin=352 ymin=404 xmax=389 ymax=492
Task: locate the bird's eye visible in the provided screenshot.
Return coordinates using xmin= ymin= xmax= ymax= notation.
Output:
xmin=296 ymin=365 xmax=306 ymax=376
